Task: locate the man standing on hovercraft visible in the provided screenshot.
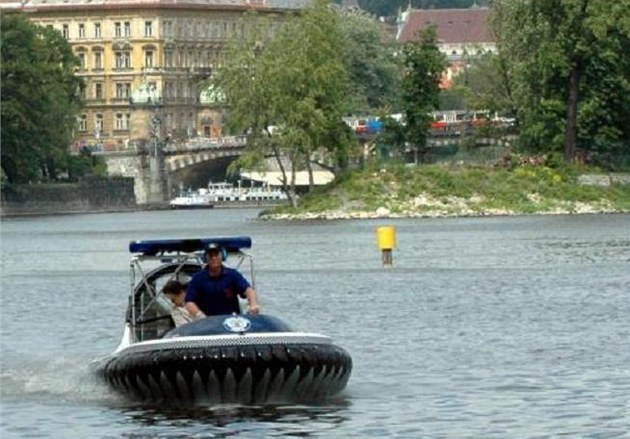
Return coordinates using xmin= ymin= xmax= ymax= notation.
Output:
xmin=185 ymin=243 xmax=260 ymax=318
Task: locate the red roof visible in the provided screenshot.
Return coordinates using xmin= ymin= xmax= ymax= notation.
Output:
xmin=399 ymin=8 xmax=492 ymax=44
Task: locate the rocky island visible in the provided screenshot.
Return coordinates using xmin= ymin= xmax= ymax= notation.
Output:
xmin=261 ymin=162 xmax=630 ymax=220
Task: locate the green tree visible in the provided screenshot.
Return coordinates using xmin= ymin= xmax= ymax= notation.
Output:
xmin=215 ymin=1 xmax=352 ymax=205
xmin=448 ymin=51 xmax=517 ymax=118
xmin=374 ymin=114 xmax=407 ymax=161
xmin=492 ymin=0 xmax=630 ymax=163
xmin=1 ymin=13 xmax=84 ymax=184
xmin=401 ymin=26 xmax=447 ymax=163
xmin=338 ymin=7 xmax=402 ymax=114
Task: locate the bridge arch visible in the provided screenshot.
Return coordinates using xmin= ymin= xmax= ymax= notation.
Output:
xmin=98 ymin=138 xmax=246 ymax=204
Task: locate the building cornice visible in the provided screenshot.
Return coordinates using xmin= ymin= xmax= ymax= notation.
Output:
xmin=2 ymin=0 xmax=308 ymax=13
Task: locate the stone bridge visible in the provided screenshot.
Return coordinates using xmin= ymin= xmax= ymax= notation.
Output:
xmin=95 ymin=136 xmax=247 ymax=204
xmin=96 ymin=134 xmax=516 ymax=205
xmin=163 ymin=136 xmax=246 ymax=173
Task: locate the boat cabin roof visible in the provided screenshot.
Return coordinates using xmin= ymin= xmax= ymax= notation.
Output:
xmin=207 ymin=182 xmax=234 ymax=189
xmin=129 ymin=236 xmax=252 ymax=256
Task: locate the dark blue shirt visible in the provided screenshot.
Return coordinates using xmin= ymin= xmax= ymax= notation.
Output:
xmin=186 ymin=266 xmax=251 ymax=316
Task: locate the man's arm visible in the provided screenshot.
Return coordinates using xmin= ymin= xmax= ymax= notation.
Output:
xmin=185 ymin=301 xmax=206 ymax=319
xmin=244 ymin=286 xmax=260 ymax=315
xmin=184 ymin=278 xmax=206 ymax=319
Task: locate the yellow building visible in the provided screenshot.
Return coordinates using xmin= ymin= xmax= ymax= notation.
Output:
xmin=1 ymin=0 xmax=309 ymax=151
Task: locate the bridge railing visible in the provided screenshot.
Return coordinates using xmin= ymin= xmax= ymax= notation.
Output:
xmin=164 ymin=136 xmax=247 ymax=153
xmin=85 ymin=136 xmax=248 ymax=156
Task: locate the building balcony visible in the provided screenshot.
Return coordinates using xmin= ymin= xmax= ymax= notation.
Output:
xmin=141 ymin=67 xmax=161 ymax=75
xmin=130 ymin=96 xmax=164 ymax=108
xmin=112 ymin=37 xmax=131 ymax=50
xmin=85 ymin=98 xmax=107 ymax=106
xmin=162 ymin=97 xmax=197 ymax=106
xmin=112 ymin=67 xmax=135 ymax=74
xmin=111 ymin=97 xmax=131 ymax=105
xmin=191 ymin=67 xmax=213 ymax=78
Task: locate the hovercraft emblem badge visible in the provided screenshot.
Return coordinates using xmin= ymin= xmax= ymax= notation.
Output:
xmin=222 ymin=316 xmax=252 ymax=333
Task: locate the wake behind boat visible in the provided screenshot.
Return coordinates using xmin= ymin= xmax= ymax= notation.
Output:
xmin=94 ymin=237 xmax=352 ymax=404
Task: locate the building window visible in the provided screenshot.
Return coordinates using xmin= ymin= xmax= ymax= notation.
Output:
xmin=114 ymin=22 xmax=122 ymax=37
xmin=62 ymin=24 xmax=69 ymax=39
xmin=145 ymin=21 xmax=153 ymax=37
xmin=93 ymin=51 xmax=103 ymax=70
xmin=115 ymin=51 xmax=131 ymax=69
xmin=95 ymin=114 xmax=104 ymax=131
xmin=78 ymin=114 xmax=87 ymax=132
xmin=94 ymin=83 xmax=103 ymax=99
xmin=78 ymin=53 xmax=86 ymax=69
xmin=78 ymin=23 xmax=85 ymax=38
xmin=124 ymin=21 xmax=131 ymax=37
xmin=115 ymin=83 xmax=131 ymax=99
xmin=115 ymin=113 xmax=130 ymax=130
xmin=144 ymin=50 xmax=154 ymax=68
xmin=165 ymin=51 xmax=173 ymax=68
xmin=94 ymin=22 xmax=101 ymax=38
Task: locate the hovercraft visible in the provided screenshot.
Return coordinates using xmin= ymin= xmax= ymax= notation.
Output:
xmin=94 ymin=236 xmax=352 ymax=404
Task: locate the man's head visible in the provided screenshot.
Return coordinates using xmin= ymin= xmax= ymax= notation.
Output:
xmin=205 ymin=243 xmax=226 ymax=259
xmin=205 ymin=243 xmax=225 ymax=274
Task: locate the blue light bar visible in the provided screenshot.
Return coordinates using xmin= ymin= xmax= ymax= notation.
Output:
xmin=129 ymin=236 xmax=252 ymax=256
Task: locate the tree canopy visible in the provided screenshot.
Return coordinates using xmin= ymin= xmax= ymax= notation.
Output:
xmin=215 ymin=0 xmax=353 ymax=205
xmin=400 ymin=26 xmax=447 ymax=163
xmin=338 ymin=7 xmax=402 ymax=114
xmin=491 ymin=0 xmax=630 ymax=163
xmin=1 ymin=13 xmax=88 ymax=184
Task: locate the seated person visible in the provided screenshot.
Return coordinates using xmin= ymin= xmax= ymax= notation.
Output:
xmin=185 ymin=243 xmax=260 ymax=318
xmin=162 ymin=280 xmax=195 ymax=326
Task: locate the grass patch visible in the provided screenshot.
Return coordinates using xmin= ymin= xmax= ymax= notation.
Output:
xmin=262 ymin=162 xmax=630 ymax=217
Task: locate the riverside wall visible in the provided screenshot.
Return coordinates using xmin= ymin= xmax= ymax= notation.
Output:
xmin=0 ymin=176 xmax=138 ymax=217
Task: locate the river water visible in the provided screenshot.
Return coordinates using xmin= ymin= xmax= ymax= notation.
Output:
xmin=1 ymin=210 xmax=628 ymax=438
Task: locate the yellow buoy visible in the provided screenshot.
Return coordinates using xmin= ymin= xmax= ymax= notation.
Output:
xmin=376 ymin=226 xmax=396 ymax=266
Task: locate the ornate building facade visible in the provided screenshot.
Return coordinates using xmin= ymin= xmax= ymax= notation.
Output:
xmin=1 ymin=0 xmax=310 ymax=151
